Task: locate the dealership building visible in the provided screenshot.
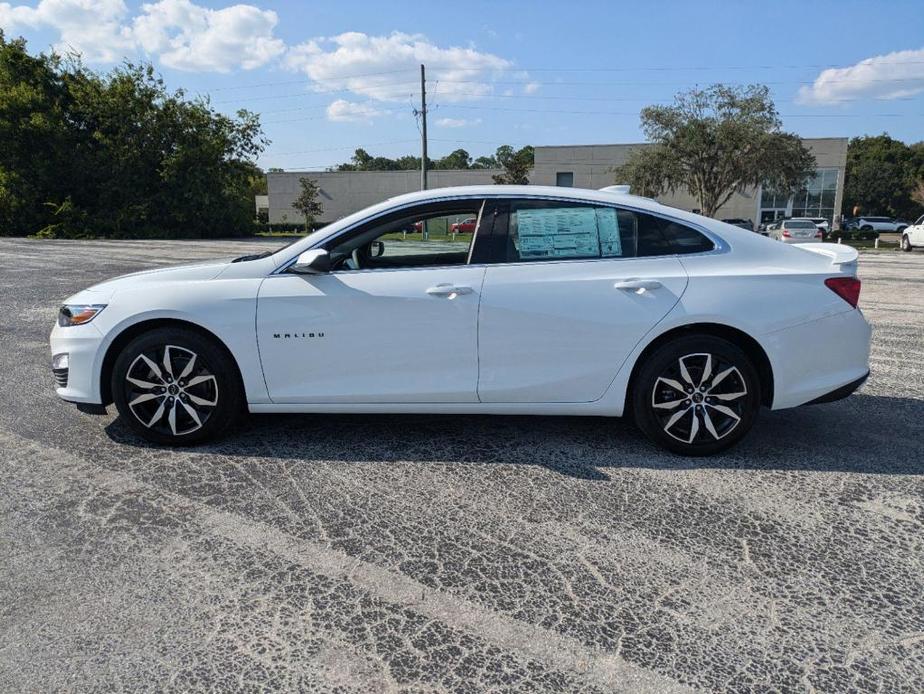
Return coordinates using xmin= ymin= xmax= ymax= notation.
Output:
xmin=267 ymin=137 xmax=847 ymax=229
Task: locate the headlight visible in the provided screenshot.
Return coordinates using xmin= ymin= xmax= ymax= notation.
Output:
xmin=58 ymin=304 xmax=107 ymax=327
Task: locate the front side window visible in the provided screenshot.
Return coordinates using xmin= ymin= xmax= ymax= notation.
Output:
xmin=327 ymin=203 xmax=484 ymax=271
xmin=503 ymin=200 xmax=713 ymax=262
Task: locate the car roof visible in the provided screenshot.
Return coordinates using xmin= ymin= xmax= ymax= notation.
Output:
xmin=270 ymin=184 xmax=780 ymax=266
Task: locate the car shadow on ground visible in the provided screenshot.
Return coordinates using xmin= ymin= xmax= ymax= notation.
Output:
xmin=104 ymin=392 xmax=924 ymax=480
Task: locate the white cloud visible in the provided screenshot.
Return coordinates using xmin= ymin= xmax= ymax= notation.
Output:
xmin=0 ymin=0 xmax=284 ymax=71
xmin=523 ymin=81 xmax=540 ymax=94
xmin=132 ymin=0 xmax=285 ymax=72
xmin=286 ymin=31 xmax=511 ymax=102
xmin=798 ymin=47 xmax=924 ymax=104
xmin=0 ymin=0 xmax=134 ymax=62
xmin=326 ymin=99 xmax=385 ymax=123
xmin=436 ymin=117 xmax=481 ymax=128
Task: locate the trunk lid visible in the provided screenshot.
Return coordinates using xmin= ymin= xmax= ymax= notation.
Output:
xmin=791 ymin=242 xmax=859 ymax=276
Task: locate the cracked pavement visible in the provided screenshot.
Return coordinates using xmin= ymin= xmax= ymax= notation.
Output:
xmin=1 ymin=239 xmax=923 ymax=692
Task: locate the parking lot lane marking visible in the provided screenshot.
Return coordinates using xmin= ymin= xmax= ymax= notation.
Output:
xmin=3 ymin=427 xmax=693 ymax=694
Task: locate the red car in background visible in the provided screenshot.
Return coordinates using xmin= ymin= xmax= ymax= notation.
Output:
xmin=450 ymin=217 xmax=477 ymax=233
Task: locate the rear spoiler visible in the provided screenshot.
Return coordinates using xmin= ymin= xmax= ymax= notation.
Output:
xmin=792 ymin=242 xmax=859 ymax=276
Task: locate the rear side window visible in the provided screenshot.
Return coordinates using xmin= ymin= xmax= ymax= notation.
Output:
xmin=502 ymin=200 xmax=713 ymax=262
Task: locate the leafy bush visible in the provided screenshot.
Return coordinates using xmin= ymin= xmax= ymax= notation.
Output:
xmin=1 ymin=32 xmax=266 ymax=239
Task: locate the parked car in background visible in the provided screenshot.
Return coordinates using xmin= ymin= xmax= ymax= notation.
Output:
xmin=450 ymin=217 xmax=478 ymax=233
xmin=845 ymin=216 xmax=909 ymax=233
xmin=769 ymin=219 xmax=823 ymax=244
xmin=902 ymin=214 xmax=924 ymax=252
xmin=807 ymin=217 xmax=830 ymax=239
xmin=721 ymin=218 xmax=754 ymax=232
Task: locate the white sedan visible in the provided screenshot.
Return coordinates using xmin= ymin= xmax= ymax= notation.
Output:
xmin=50 ymin=186 xmax=871 ymax=456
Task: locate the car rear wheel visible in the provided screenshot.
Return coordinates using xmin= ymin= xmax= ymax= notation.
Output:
xmin=902 ymin=235 xmax=913 ymax=252
xmin=111 ymin=328 xmax=242 ymax=445
xmin=632 ymin=335 xmax=761 ymax=456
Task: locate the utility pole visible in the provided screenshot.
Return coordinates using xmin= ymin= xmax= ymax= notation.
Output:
xmin=418 ymin=63 xmax=428 ymax=240
xmin=419 ymin=63 xmax=428 ymax=192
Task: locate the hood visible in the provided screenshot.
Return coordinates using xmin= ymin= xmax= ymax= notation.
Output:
xmin=73 ymin=259 xmax=231 ymax=301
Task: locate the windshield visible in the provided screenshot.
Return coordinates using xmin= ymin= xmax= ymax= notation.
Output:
xmin=784 ymin=220 xmax=817 ymax=229
xmin=232 ymin=226 xmax=329 ymax=262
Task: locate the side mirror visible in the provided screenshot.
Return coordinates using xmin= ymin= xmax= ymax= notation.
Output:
xmin=289 ymin=249 xmax=331 ymax=274
xmin=370 ymin=240 xmax=385 ymax=257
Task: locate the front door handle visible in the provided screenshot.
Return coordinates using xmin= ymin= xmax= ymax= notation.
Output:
xmin=426 ymin=284 xmax=474 ymax=297
xmin=614 ymin=278 xmax=663 ymax=292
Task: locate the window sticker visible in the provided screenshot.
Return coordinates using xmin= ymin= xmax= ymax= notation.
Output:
xmin=596 ymin=207 xmax=622 ymax=257
xmin=516 ymin=207 xmax=600 ymax=259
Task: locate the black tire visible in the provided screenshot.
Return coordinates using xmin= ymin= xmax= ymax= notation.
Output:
xmin=111 ymin=327 xmax=242 ymax=445
xmin=632 ymin=335 xmax=761 ymax=456
xmin=902 ymin=234 xmax=913 ymax=252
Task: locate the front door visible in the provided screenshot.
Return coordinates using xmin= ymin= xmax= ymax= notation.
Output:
xmin=257 ymin=201 xmax=488 ymax=403
xmin=476 ymin=200 xmax=698 ymax=403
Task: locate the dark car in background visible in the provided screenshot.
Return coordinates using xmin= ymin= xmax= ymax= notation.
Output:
xmin=721 ymin=218 xmax=754 ymax=232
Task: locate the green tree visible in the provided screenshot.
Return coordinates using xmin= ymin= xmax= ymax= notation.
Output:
xmin=334 ymin=146 xmax=525 ymax=173
xmin=292 ymin=177 xmax=323 ymax=230
xmin=0 ymin=32 xmax=267 ymax=238
xmin=912 ymin=179 xmax=924 ymax=210
xmin=492 ymin=145 xmax=534 ymax=184
xmin=843 ymin=134 xmax=924 ymax=220
xmin=434 ymin=149 xmax=472 ymax=170
xmin=471 ymin=154 xmax=498 ymax=169
xmin=615 ymin=84 xmax=815 ymax=217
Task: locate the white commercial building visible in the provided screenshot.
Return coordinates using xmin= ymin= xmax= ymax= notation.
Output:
xmin=267 ymin=138 xmax=847 ymax=230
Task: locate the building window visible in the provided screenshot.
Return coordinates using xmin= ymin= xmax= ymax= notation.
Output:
xmin=758 ymin=168 xmax=839 ymax=225
xmin=556 ymin=172 xmax=574 ymax=187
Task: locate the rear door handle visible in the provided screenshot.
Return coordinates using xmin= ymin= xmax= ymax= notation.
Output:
xmin=614 ymin=278 xmax=663 ymax=291
xmin=426 ymin=284 xmax=474 ymax=297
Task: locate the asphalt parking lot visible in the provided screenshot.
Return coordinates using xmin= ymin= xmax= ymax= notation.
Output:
xmin=2 ymin=238 xmax=923 ymax=692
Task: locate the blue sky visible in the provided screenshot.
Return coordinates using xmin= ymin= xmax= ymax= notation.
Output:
xmin=3 ymin=0 xmax=924 ymax=170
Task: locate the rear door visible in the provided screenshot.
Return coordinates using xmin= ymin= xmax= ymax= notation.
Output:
xmin=476 ymin=199 xmax=701 ymax=403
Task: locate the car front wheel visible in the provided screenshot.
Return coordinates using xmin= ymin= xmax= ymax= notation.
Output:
xmin=632 ymin=335 xmax=761 ymax=456
xmin=111 ymin=327 xmax=242 ymax=445
xmin=902 ymin=235 xmax=913 ymax=252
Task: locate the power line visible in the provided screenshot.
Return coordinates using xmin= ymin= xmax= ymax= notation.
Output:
xmin=426 ymin=88 xmax=919 ymax=105
xmin=437 ymin=104 xmax=922 ymax=118
xmin=422 ymin=61 xmax=924 ymax=72
xmin=433 ymin=76 xmax=924 ymax=87
xmin=264 ymin=139 xmax=421 ymax=157
xmin=214 ymin=81 xmax=418 ymax=104
xmin=203 ymin=68 xmax=419 ymax=92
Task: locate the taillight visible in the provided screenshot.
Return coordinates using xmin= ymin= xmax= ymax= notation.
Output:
xmin=815 ymin=230 xmax=823 ymax=238
xmin=782 ymin=230 xmax=791 ymax=237
xmin=825 ymin=277 xmax=861 ymax=308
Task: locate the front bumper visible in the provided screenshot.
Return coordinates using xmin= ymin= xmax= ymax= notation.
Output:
xmin=50 ymin=320 xmax=106 ymax=404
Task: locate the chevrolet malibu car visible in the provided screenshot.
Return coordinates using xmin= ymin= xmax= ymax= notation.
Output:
xmin=50 ymin=185 xmax=871 ymax=456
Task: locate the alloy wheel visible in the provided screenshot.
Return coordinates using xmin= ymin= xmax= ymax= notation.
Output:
xmin=650 ymin=352 xmax=748 ymax=444
xmin=123 ymin=344 xmax=219 ymax=437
